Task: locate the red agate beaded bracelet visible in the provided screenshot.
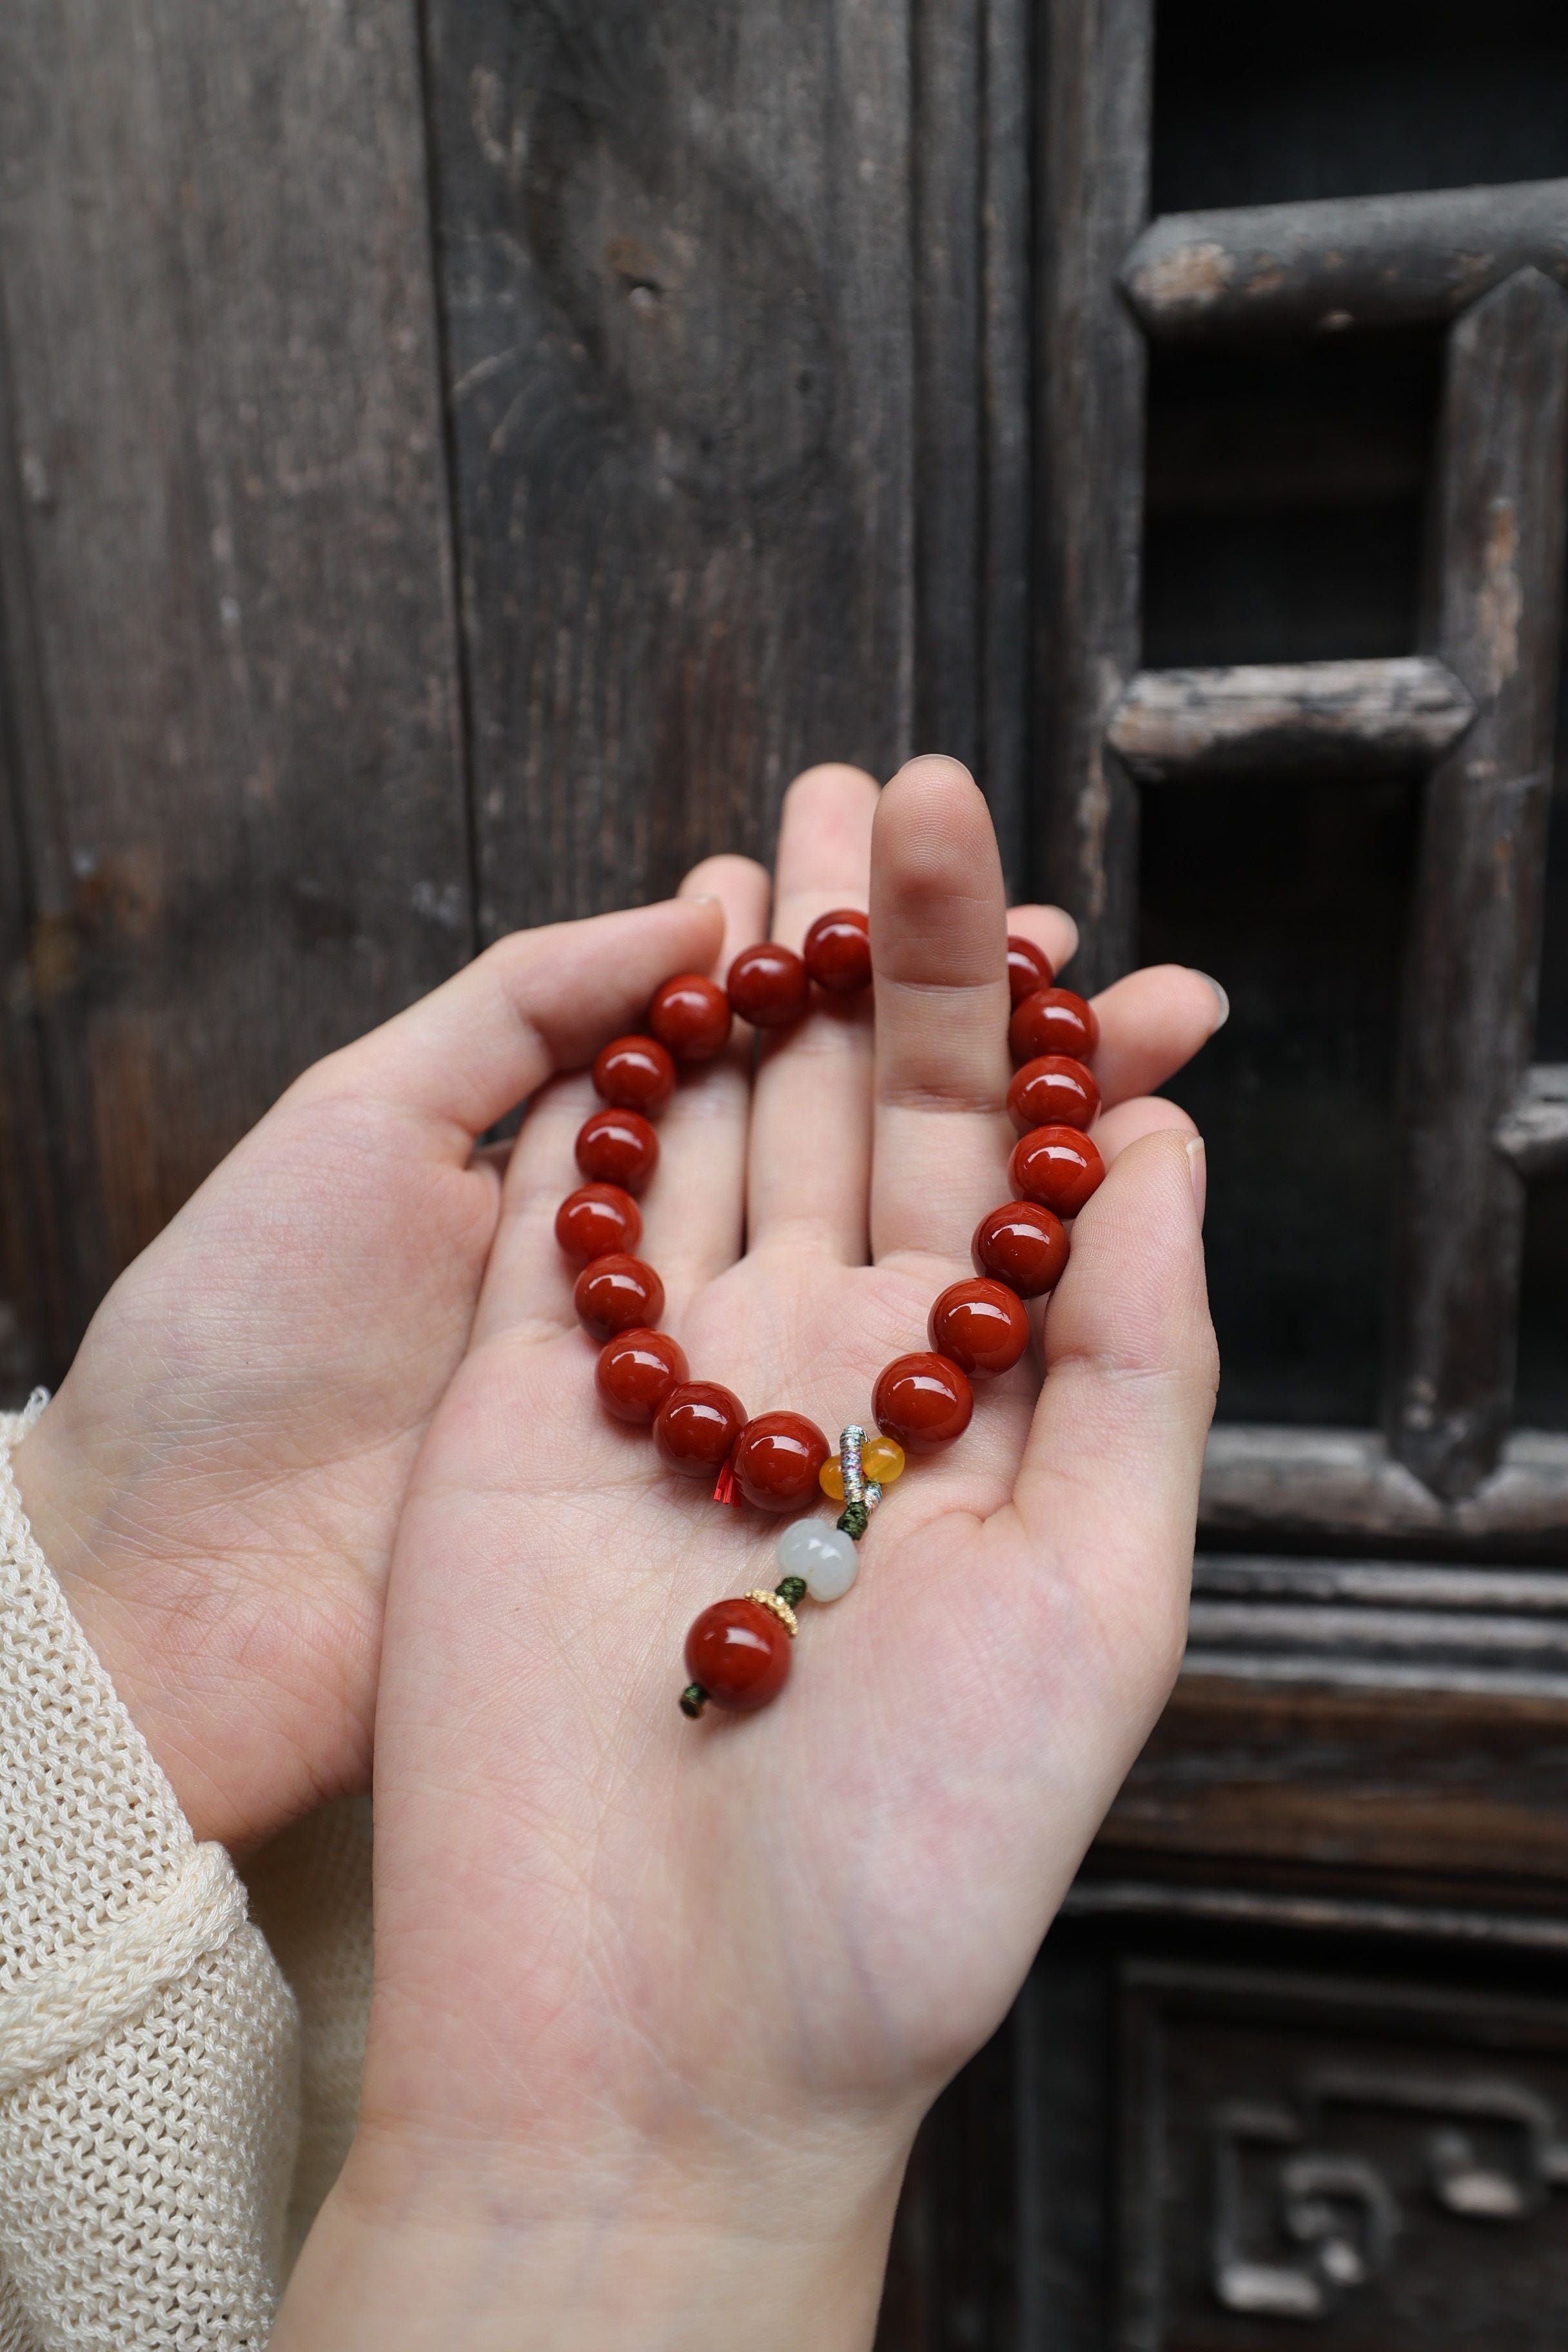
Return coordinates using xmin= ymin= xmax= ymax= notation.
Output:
xmin=553 ymin=923 xmax=1105 ymax=1720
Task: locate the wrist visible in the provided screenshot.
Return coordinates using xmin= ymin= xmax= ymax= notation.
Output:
xmin=275 ymin=2113 xmax=915 ymax=2352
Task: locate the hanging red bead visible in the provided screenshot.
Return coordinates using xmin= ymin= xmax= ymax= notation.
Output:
xmin=928 ymin=1279 xmax=1031 ymax=1377
xmin=801 ymin=908 xmax=872 ymax=994
xmin=649 ymin=973 xmax=732 ymax=1063
xmin=872 ymin=1351 xmax=974 ymax=1449
xmin=1007 ymin=1055 xmax=1100 ymax=1133
xmin=596 ymin=1328 xmax=689 ymax=1424
xmin=1010 ymin=1125 xmax=1105 ymax=1217
xmin=555 ymin=1182 xmax=643 ymax=1263
xmin=1008 ymin=986 xmax=1099 ymax=1065
xmin=576 ymin=1107 xmax=659 ymax=1191
xmin=654 ymin=1382 xmax=749 ymax=1477
xmin=732 ymin=1411 xmax=830 ymax=1511
xmin=684 ymin=1597 xmax=792 ymax=1712
xmin=593 ymin=1034 xmax=676 ymax=1112
xmin=574 ymin=1254 xmax=665 ymax=1342
xmin=727 ymin=943 xmax=810 ymax=1028
xmin=972 ymin=1200 xmax=1069 ymax=1296
xmin=1006 ymin=935 xmax=1054 ymax=1006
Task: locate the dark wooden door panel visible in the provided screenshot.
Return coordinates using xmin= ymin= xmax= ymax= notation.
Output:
xmin=421 ymin=0 xmax=915 ymax=934
xmin=1121 ymin=1964 xmax=1568 ymax=2349
xmin=0 ymin=0 xmax=469 ymax=1372
xmin=418 ymin=0 xmax=1032 ymax=936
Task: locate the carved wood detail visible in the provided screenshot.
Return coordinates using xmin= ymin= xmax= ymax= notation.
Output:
xmin=1119 ymin=1964 xmax=1568 ymax=2349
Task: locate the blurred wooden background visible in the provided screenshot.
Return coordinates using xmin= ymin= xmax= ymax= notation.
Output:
xmin=5 ymin=1 xmax=1568 ymax=2344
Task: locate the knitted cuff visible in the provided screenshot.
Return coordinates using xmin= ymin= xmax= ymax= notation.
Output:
xmin=0 ymin=1395 xmax=300 ymax=2352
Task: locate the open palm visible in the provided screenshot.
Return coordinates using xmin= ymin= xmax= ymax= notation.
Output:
xmin=298 ymin=759 xmax=1219 ymax=2349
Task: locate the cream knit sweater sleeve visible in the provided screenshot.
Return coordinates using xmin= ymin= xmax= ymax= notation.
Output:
xmin=0 ymin=1393 xmax=306 ymax=2351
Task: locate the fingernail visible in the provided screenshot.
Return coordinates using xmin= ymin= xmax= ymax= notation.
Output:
xmin=1191 ymin=970 xmax=1229 ymax=1029
xmin=1186 ymin=1135 xmax=1208 ymax=1226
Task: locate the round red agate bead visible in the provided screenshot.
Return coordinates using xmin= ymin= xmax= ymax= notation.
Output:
xmin=684 ymin=1597 xmax=792 ymax=1712
xmin=727 ymin=942 xmax=809 ymax=1028
xmin=1008 ymin=986 xmax=1099 ymax=1065
xmin=972 ymin=1200 xmax=1069 ymax=1297
xmin=1006 ymin=935 xmax=1054 ymax=1006
xmin=872 ymin=1351 xmax=974 ymax=1450
xmin=654 ymin=1382 xmax=749 ymax=1477
xmin=732 ymin=1411 xmax=830 ymax=1511
xmin=593 ymin=1033 xmax=676 ymax=1112
xmin=649 ymin=973 xmax=732 ymax=1063
xmin=1011 ymin=1125 xmax=1106 ymax=1218
xmin=1007 ymin=1054 xmax=1100 ymax=1133
xmin=802 ymin=908 xmax=872 ymax=994
xmin=576 ymin=1107 xmax=659 ymax=1192
xmin=574 ymin=1254 xmax=664 ymax=1342
xmin=555 ymin=1182 xmax=643 ymax=1263
xmin=929 ymin=1279 xmax=1031 ymax=1377
xmin=595 ymin=1328 xmax=689 ymax=1424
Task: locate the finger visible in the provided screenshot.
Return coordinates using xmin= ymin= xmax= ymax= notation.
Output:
xmin=295 ymin=898 xmax=725 ymax=1151
xmin=1090 ymin=965 xmax=1227 ymax=1108
xmin=1092 ymin=1093 xmax=1198 ymax=1164
xmin=747 ymin=764 xmax=880 ymax=1261
xmin=473 ymin=859 xmax=772 ymax=1344
xmin=1006 ymin=901 xmax=1081 ymax=984
xmin=1012 ymin=1133 xmax=1217 ymax=1674
xmin=641 ymin=855 xmax=770 ymax=1291
xmin=870 ymin=755 xmax=1013 ymax=1266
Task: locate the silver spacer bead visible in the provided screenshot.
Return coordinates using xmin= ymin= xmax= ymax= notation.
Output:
xmin=839 ymin=1424 xmax=867 ymax=1511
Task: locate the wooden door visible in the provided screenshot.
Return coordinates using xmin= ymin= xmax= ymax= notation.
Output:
xmin=3 ymin=3 xmax=1567 ymax=2345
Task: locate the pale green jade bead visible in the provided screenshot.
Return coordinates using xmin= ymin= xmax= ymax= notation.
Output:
xmin=775 ymin=1518 xmax=859 ymax=1603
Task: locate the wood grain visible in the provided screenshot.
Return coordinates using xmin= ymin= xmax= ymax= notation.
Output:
xmin=1200 ymin=1425 xmax=1568 ymax=1558
xmin=911 ymin=0 xmax=1033 ymax=887
xmin=1123 ymin=178 xmax=1568 ymax=339
xmin=422 ymin=0 xmax=925 ymax=936
xmin=1387 ymin=270 xmax=1568 ymax=1498
xmin=0 ymin=0 xmax=469 ymax=1366
xmin=1108 ymin=655 xmax=1475 ymax=783
xmin=1104 ymin=1674 xmax=1568 ymax=1888
xmin=1034 ymin=0 xmax=1152 ymax=989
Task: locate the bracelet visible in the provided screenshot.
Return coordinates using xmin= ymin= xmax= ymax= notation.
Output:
xmin=551 ymin=919 xmax=1106 ymax=1720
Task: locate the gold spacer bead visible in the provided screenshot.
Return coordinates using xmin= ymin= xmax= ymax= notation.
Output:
xmin=745 ymin=1588 xmax=799 ymax=1638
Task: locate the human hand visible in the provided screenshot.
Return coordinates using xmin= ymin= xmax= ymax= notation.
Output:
xmin=279 ymin=757 xmax=1220 ymax=2350
xmin=10 ymin=894 xmax=725 ymax=1847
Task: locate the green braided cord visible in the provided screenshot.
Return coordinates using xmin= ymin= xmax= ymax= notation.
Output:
xmin=776 ymin=1575 xmax=807 ymax=1609
xmin=680 ymin=1683 xmax=709 ymax=1719
xmin=836 ymin=1500 xmax=870 ymax=1541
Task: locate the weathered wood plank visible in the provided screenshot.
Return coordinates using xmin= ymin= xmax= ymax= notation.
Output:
xmin=1122 ymin=178 xmax=1568 ymax=339
xmin=422 ymin=0 xmax=924 ymax=935
xmin=1387 ymin=270 xmax=1568 ymax=1498
xmin=0 ymin=0 xmax=469 ymax=1359
xmin=1065 ymin=1881 xmax=1568 ymax=1954
xmin=1034 ymin=0 xmax=1152 ymax=990
xmin=1200 ymin=1424 xmax=1568 ymax=1558
xmin=1107 ymin=655 xmax=1475 ymax=782
xmin=910 ymin=0 xmax=1032 ymax=885
xmin=1102 ymin=1674 xmax=1568 ymax=1887
xmin=0 ymin=320 xmax=69 ymax=1397
xmin=1495 ymin=1064 xmax=1568 ymax=1180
